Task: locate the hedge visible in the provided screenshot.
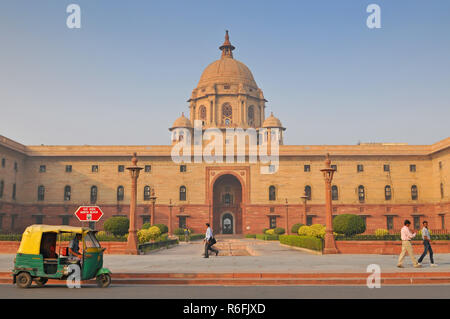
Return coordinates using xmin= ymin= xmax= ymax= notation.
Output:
xmin=335 ymin=234 xmax=450 ymax=241
xmin=178 ymin=234 xmax=205 ymax=241
xmin=256 ymin=234 xmax=279 ymax=241
xmin=103 ymin=216 xmax=129 ymax=237
xmin=279 ymin=235 xmax=323 ymax=251
xmin=245 ymin=234 xmax=256 ymax=238
xmin=333 ymin=214 xmax=366 ymax=236
xmin=291 ymin=223 xmax=304 ymax=234
xmin=139 ymin=238 xmax=178 ymax=253
xmin=0 ymin=234 xmax=22 ymax=241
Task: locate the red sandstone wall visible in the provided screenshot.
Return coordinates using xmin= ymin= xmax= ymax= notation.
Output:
xmin=0 ymin=241 xmax=126 ymax=254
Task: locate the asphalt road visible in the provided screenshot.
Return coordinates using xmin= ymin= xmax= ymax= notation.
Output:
xmin=0 ymin=284 xmax=449 ymax=299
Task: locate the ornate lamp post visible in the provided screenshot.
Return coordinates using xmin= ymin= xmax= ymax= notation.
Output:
xmin=168 ymin=199 xmax=173 ymax=236
xmin=150 ymin=188 xmax=157 ymax=225
xmin=320 ymin=153 xmax=338 ymax=254
xmin=300 ymin=193 xmax=308 ymax=225
xmin=125 ymin=152 xmax=143 ymax=255
xmin=285 ymin=198 xmax=289 ymax=234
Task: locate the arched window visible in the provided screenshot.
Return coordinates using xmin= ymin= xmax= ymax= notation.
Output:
xmin=269 ymin=185 xmax=276 ymax=201
xmin=304 ymin=185 xmax=312 ymax=200
xmin=248 ymin=106 xmax=254 ymax=126
xmin=64 ymin=185 xmax=71 ymax=201
xmin=144 ymin=186 xmax=151 ymax=201
xmin=179 ymin=186 xmax=186 ymax=201
xmin=358 ymin=185 xmax=365 ymax=202
xmin=222 ymin=103 xmax=232 ymax=126
xmin=90 ymin=186 xmax=98 ymax=204
xmin=0 ymin=180 xmax=3 ymax=198
xmin=384 ymin=185 xmax=392 ymax=200
xmin=37 ymin=185 xmax=45 ymax=201
xmin=117 ymin=186 xmax=124 ymax=201
xmin=411 ymin=185 xmax=418 ymax=200
xmin=331 ymin=185 xmax=338 ymax=201
xmin=440 ymin=183 xmax=444 ymax=199
xmin=199 ymin=105 xmax=206 ymax=121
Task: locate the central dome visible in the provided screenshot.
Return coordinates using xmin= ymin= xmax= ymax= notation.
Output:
xmin=197 ymin=31 xmax=257 ymax=89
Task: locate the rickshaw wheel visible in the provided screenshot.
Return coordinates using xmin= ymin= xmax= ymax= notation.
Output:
xmin=35 ymin=277 xmax=48 ymax=287
xmin=96 ymin=273 xmax=111 ymax=288
xmin=16 ymin=272 xmax=32 ymax=288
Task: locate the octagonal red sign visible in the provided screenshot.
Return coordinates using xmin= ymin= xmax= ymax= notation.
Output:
xmin=74 ymin=206 xmax=104 ymax=222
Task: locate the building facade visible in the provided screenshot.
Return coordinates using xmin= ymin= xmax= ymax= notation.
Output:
xmin=0 ymin=32 xmax=449 ymax=235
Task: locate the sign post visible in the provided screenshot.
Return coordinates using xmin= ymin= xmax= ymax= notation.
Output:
xmin=74 ymin=206 xmax=104 ymax=225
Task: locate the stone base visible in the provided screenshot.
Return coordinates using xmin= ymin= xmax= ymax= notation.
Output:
xmin=323 ymin=231 xmax=338 ymax=254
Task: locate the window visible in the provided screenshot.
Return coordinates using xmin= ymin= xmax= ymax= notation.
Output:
xmin=331 ymin=165 xmax=337 ymax=171
xmin=117 ymin=186 xmax=124 ymax=201
xmin=1 ymin=158 xmax=5 ymax=168
xmin=410 ymin=164 xmax=416 ymax=172
xmin=0 ymin=180 xmax=3 ymax=198
xmin=441 ymin=215 xmax=445 ymax=230
xmin=358 ymin=185 xmax=365 ymax=202
xmin=61 ymin=216 xmax=70 ymax=225
xmin=64 ymin=185 xmax=71 ymax=201
xmin=269 ymin=186 xmax=276 ymax=201
xmin=222 ymin=103 xmax=232 ymax=126
xmin=144 ymin=186 xmax=151 ymax=200
xmin=90 ymin=186 xmax=98 ymax=204
xmin=386 ymin=216 xmax=394 ymax=230
xmin=92 ymin=165 xmax=99 ymax=173
xmin=304 ymin=165 xmax=311 ymax=172
xmin=440 ymin=183 xmax=444 ymax=199
xmin=179 ymin=186 xmax=186 ymax=201
xmin=199 ymin=106 xmax=207 ymax=121
xmin=37 ymin=185 xmax=45 ymax=201
xmin=145 ymin=165 xmax=151 ymax=173
xmin=65 ymin=165 xmax=72 ymax=173
xmin=14 ymin=162 xmax=18 ymax=172
xmin=306 ymin=216 xmax=313 ymax=226
xmin=331 ymin=185 xmax=338 ymax=200
xmin=439 ymin=161 xmax=442 ymax=170
xmin=383 ymin=164 xmax=390 ymax=172
xmin=179 ymin=216 xmax=187 ymax=229
xmin=39 ymin=165 xmax=46 ymax=173
xmin=384 ymin=185 xmax=392 ymax=200
xmin=413 ymin=216 xmax=420 ymax=230
xmin=304 ymin=185 xmax=311 ymax=200
xmin=12 ymin=184 xmax=16 ymax=200
xmin=118 ymin=165 xmax=124 ymax=172
xmin=248 ymin=106 xmax=254 ymax=126
xmin=222 ymin=193 xmax=233 ymax=205
xmin=411 ymin=185 xmax=418 ymax=200
xmin=35 ymin=215 xmax=43 ymax=224
xmin=269 ymin=216 xmax=277 ymax=229
xmin=180 ymin=165 xmax=186 ymax=172
xmin=142 ymin=215 xmax=150 ymax=225
xmin=357 ymin=164 xmax=364 ymax=172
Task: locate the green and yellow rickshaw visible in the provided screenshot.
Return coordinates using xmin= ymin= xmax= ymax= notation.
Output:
xmin=12 ymin=225 xmax=112 ymax=288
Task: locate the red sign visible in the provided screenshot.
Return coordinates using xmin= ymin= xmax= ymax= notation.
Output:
xmin=74 ymin=206 xmax=104 ymax=222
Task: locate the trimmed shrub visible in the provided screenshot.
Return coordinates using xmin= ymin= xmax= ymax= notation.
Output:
xmin=153 ymin=224 xmax=169 ymax=234
xmin=375 ymin=229 xmax=389 ymax=237
xmin=137 ymin=226 xmax=161 ymax=243
xmin=142 ymin=223 xmax=151 ymax=230
xmin=333 ymin=214 xmax=366 ymax=236
xmin=265 ymin=229 xmax=275 ymax=235
xmin=256 ymin=234 xmax=279 ymax=240
xmin=279 ymin=235 xmax=323 ymax=251
xmin=0 ymin=233 xmax=22 ymax=241
xmin=103 ymin=216 xmax=129 ymax=237
xmin=245 ymin=234 xmax=256 ymax=239
xmin=262 ymin=228 xmax=268 ymax=234
xmin=298 ymin=224 xmax=326 ymax=238
xmin=174 ymin=228 xmax=185 ymax=235
xmin=291 ymin=223 xmax=304 ymax=234
xmin=273 ymin=227 xmax=285 ymax=235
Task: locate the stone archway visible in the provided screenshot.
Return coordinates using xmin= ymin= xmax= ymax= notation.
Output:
xmin=212 ymin=174 xmax=243 ymax=235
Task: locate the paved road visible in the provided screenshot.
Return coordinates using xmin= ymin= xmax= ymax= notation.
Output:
xmin=0 ymin=284 xmax=449 ymax=299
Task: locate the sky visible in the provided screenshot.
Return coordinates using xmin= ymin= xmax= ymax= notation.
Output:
xmin=0 ymin=0 xmax=449 ymax=146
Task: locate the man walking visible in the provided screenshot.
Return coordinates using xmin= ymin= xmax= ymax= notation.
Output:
xmin=418 ymin=221 xmax=437 ymax=267
xmin=203 ymin=223 xmax=219 ymax=258
xmin=397 ymin=220 xmax=421 ymax=268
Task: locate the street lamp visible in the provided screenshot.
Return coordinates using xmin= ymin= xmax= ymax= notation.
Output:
xmin=285 ymin=198 xmax=289 ymax=234
xmin=168 ymin=199 xmax=173 ymax=236
xmin=126 ymin=152 xmax=143 ymax=255
xmin=320 ymin=153 xmax=338 ymax=254
xmin=300 ymin=193 xmax=308 ymax=225
xmin=150 ymin=188 xmax=157 ymax=226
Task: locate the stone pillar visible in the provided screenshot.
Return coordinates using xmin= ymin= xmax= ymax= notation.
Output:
xmin=285 ymin=198 xmax=289 ymax=234
xmin=168 ymin=199 xmax=173 ymax=235
xmin=126 ymin=153 xmax=143 ymax=255
xmin=320 ymin=153 xmax=338 ymax=254
xmin=150 ymin=188 xmax=157 ymax=226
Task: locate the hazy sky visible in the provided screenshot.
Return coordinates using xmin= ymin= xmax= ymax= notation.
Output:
xmin=0 ymin=1 xmax=449 ymax=146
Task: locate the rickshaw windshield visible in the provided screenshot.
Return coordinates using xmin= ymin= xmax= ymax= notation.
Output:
xmin=85 ymin=232 xmax=101 ymax=248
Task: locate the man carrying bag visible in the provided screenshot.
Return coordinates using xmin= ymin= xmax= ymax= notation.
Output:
xmin=203 ymin=223 xmax=219 ymax=258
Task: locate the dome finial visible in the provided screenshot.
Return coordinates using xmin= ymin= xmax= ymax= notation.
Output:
xmin=219 ymin=30 xmax=235 ymax=59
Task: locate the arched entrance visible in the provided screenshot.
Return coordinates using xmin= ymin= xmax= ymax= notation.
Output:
xmin=212 ymin=174 xmax=243 ymax=235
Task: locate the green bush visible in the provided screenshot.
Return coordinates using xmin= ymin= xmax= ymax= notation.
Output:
xmin=291 ymin=223 xmax=304 ymax=234
xmin=142 ymin=223 xmax=151 ymax=230
xmin=0 ymin=233 xmax=22 ymax=241
xmin=333 ymin=214 xmax=366 ymax=236
xmin=256 ymin=234 xmax=279 ymax=241
xmin=262 ymin=228 xmax=268 ymax=234
xmin=153 ymin=224 xmax=168 ymax=234
xmin=103 ymin=217 xmax=129 ymax=237
xmin=174 ymin=228 xmax=192 ymax=235
xmin=137 ymin=226 xmax=161 ymax=243
xmin=375 ymin=229 xmax=389 ymax=237
xmin=245 ymin=234 xmax=256 ymax=238
xmin=298 ymin=224 xmax=326 ymax=238
xmin=273 ymin=227 xmax=285 ymax=235
xmin=279 ymin=235 xmax=323 ymax=251
xmin=265 ymin=229 xmax=275 ymax=235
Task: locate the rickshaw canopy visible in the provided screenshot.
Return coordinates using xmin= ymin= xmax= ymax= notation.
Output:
xmin=18 ymin=224 xmax=90 ymax=255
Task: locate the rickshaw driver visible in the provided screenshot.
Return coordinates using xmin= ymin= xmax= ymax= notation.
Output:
xmin=68 ymin=233 xmax=83 ymax=262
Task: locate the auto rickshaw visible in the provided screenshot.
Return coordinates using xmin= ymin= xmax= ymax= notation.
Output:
xmin=12 ymin=225 xmax=112 ymax=288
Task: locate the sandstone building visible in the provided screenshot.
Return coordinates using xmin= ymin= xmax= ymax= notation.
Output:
xmin=0 ymin=32 xmax=449 ymax=235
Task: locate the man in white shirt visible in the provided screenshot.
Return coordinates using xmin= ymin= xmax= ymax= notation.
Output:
xmin=397 ymin=220 xmax=421 ymax=268
xmin=203 ymin=223 xmax=219 ymax=258
xmin=418 ymin=221 xmax=437 ymax=266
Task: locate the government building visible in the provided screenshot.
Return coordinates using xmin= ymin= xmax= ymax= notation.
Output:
xmin=0 ymin=32 xmax=448 ymax=235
